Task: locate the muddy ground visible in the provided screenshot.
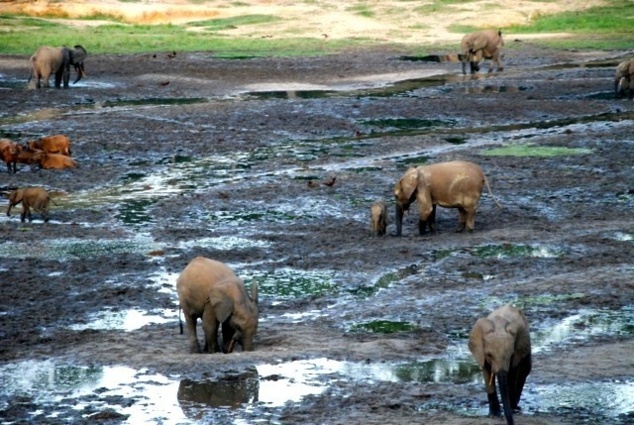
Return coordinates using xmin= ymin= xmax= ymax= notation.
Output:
xmin=0 ymin=42 xmax=633 ymax=424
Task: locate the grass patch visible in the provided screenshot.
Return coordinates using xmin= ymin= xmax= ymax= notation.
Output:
xmin=189 ymin=14 xmax=281 ymax=31
xmin=482 ymin=145 xmax=593 ymax=157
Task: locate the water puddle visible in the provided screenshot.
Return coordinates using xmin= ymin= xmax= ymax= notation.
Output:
xmin=243 ymin=268 xmax=338 ymax=299
xmin=533 ymin=307 xmax=634 ymax=353
xmin=0 ymin=234 xmax=159 ymax=260
xmin=70 ymin=308 xmax=174 ymax=332
xmin=435 ymin=243 xmax=564 ymax=260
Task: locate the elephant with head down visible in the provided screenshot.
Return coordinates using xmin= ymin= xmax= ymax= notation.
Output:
xmin=393 ymin=160 xmax=500 ymax=236
xmin=29 ymin=45 xmax=87 ymax=89
xmin=460 ymin=29 xmax=504 ymax=75
xmin=615 ymin=58 xmax=634 ymax=99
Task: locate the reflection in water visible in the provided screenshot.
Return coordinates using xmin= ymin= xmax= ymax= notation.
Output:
xmin=177 ymin=368 xmax=259 ymax=417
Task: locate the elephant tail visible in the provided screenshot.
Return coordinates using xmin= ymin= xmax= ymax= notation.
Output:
xmin=178 ymin=305 xmax=183 ymax=335
xmin=484 ymin=175 xmax=503 ymax=209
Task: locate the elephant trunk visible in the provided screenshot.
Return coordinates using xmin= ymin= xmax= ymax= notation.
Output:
xmin=497 ymin=371 xmax=515 ymax=425
xmin=73 ymin=63 xmax=85 ymax=84
xmin=395 ymin=203 xmax=404 ymax=236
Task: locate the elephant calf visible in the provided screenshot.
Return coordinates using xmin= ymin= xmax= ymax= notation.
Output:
xmin=38 ymin=152 xmax=78 ymax=170
xmin=176 ymin=257 xmax=259 ymax=354
xmin=615 ymin=58 xmax=634 ymax=99
xmin=460 ymin=29 xmax=504 ymax=75
xmin=6 ymin=187 xmax=52 ymax=223
xmin=370 ymin=200 xmax=387 ymax=236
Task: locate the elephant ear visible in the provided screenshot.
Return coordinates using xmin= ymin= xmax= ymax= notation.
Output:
xmin=208 ymin=285 xmax=234 ymax=323
xmin=395 ymin=167 xmax=419 ymax=204
xmin=468 ymin=318 xmax=494 ymax=367
xmin=511 ymin=311 xmax=532 ymax=366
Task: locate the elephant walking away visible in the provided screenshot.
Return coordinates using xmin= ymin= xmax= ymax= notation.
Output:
xmin=460 ymin=29 xmax=504 ymax=75
xmin=469 ymin=305 xmax=532 ymax=425
xmin=393 ymin=160 xmax=500 ymax=236
xmin=29 ymin=45 xmax=87 ymax=89
xmin=176 ymin=257 xmax=259 ymax=354
xmin=370 ymin=200 xmax=387 ymax=236
xmin=615 ymin=58 xmax=634 ymax=99
xmin=6 ymin=187 xmax=52 ymax=222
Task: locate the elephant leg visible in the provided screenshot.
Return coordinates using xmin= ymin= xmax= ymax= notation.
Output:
xmin=508 ymin=353 xmax=532 ymax=409
xmin=428 ymin=205 xmax=437 ymax=234
xmin=20 ymin=205 xmax=30 ymax=223
xmin=222 ymin=321 xmax=236 ymax=353
xmin=184 ymin=313 xmax=201 ymax=353
xmin=456 ymin=208 xmax=467 ymax=233
xmin=465 ymin=208 xmax=477 ymax=233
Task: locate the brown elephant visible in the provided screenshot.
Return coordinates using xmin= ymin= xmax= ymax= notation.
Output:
xmin=28 ymin=134 xmax=72 ymax=156
xmin=176 ymin=257 xmax=259 ymax=354
xmin=393 ymin=160 xmax=500 ymax=236
xmin=6 ymin=187 xmax=52 ymax=223
xmin=469 ymin=305 xmax=532 ymax=425
xmin=460 ymin=29 xmax=504 ymax=75
xmin=370 ymin=200 xmax=387 ymax=236
xmin=29 ymin=45 xmax=87 ymax=89
xmin=615 ymin=58 xmax=634 ymax=99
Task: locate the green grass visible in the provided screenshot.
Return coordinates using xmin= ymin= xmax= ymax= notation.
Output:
xmin=0 ymin=0 xmax=633 ymax=56
xmin=482 ymin=145 xmax=593 ymax=157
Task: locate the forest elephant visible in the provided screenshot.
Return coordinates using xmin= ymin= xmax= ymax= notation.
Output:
xmin=6 ymin=187 xmax=52 ymax=223
xmin=370 ymin=200 xmax=387 ymax=236
xmin=29 ymin=45 xmax=87 ymax=89
xmin=469 ymin=305 xmax=532 ymax=425
xmin=28 ymin=134 xmax=72 ymax=156
xmin=460 ymin=29 xmax=504 ymax=75
xmin=393 ymin=160 xmax=500 ymax=236
xmin=176 ymin=257 xmax=259 ymax=354
xmin=0 ymin=139 xmax=19 ymax=173
xmin=614 ymin=58 xmax=634 ymax=99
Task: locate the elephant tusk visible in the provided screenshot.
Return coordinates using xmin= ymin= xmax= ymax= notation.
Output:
xmin=488 ymin=372 xmax=495 ymax=387
xmin=227 ymin=337 xmax=236 ymax=353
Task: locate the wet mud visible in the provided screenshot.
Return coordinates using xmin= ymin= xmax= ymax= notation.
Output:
xmin=0 ymin=44 xmax=633 ymax=424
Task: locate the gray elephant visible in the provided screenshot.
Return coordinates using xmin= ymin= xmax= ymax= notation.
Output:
xmin=29 ymin=45 xmax=87 ymax=89
xmin=469 ymin=305 xmax=532 ymax=425
xmin=393 ymin=160 xmax=500 ymax=236
xmin=460 ymin=29 xmax=504 ymax=75
xmin=615 ymin=58 xmax=634 ymax=99
xmin=176 ymin=257 xmax=259 ymax=354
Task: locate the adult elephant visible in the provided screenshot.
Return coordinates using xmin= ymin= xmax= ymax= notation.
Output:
xmin=176 ymin=257 xmax=259 ymax=354
xmin=469 ymin=305 xmax=532 ymax=425
xmin=29 ymin=45 xmax=87 ymax=89
xmin=615 ymin=58 xmax=634 ymax=99
xmin=460 ymin=29 xmax=504 ymax=75
xmin=393 ymin=160 xmax=500 ymax=236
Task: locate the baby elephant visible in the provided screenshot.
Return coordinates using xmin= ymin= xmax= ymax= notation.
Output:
xmin=6 ymin=187 xmax=51 ymax=222
xmin=370 ymin=200 xmax=387 ymax=236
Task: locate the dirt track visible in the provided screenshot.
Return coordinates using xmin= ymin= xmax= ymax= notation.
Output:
xmin=0 ymin=42 xmax=633 ymax=424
